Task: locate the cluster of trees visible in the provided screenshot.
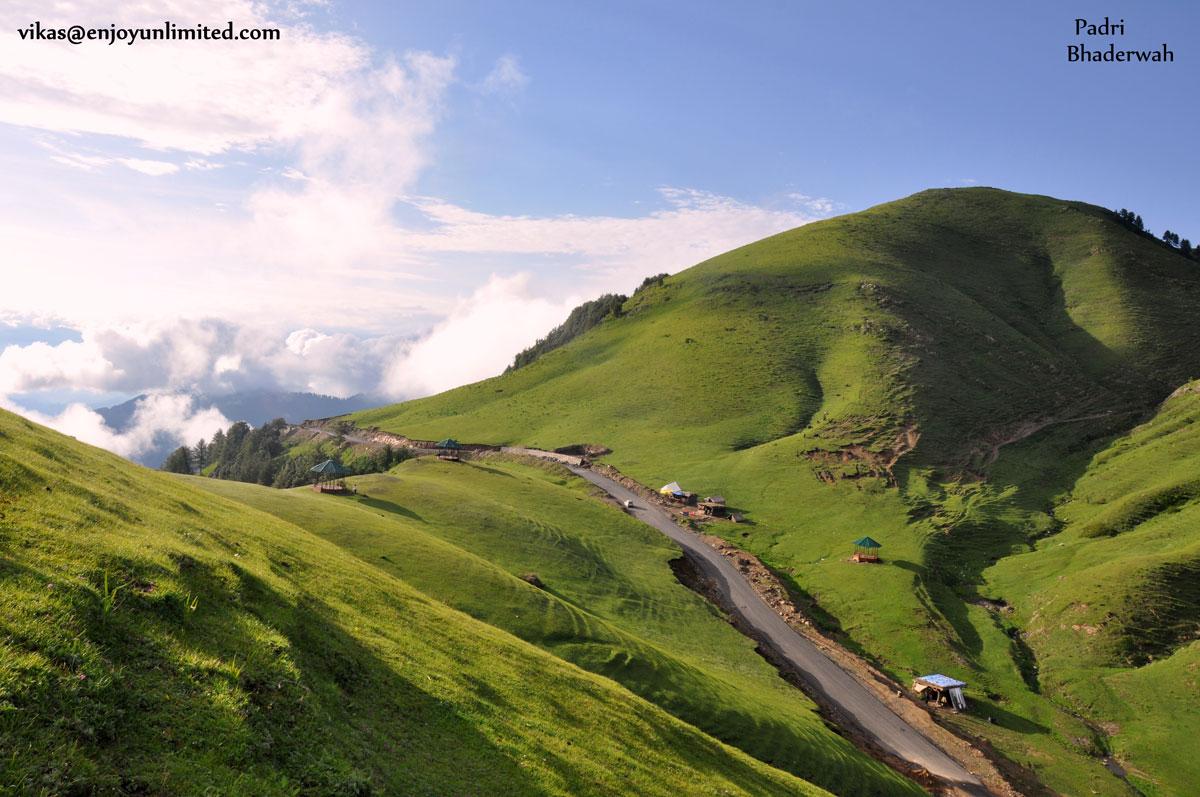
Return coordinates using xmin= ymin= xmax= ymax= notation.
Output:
xmin=1115 ymin=208 xmax=1147 ymax=233
xmin=507 ymin=274 xmax=671 ymax=372
xmin=636 ymin=272 xmax=669 ymax=292
xmin=508 ymin=293 xmax=628 ymax=371
xmin=1161 ymin=230 xmax=1193 ymax=257
xmin=1115 ymin=208 xmax=1197 ymax=260
xmin=161 ymin=418 xmax=410 ymax=488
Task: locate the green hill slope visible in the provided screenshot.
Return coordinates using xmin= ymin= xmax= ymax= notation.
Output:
xmin=354 ymin=188 xmax=1200 ymax=467
xmin=348 ymin=188 xmax=1200 ymax=795
xmin=985 ymin=382 xmax=1200 ymax=797
xmin=194 ymin=457 xmax=918 ymax=796
xmin=0 ymin=408 xmax=832 ymax=796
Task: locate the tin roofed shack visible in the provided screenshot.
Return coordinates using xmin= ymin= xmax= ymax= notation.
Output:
xmin=912 ymin=674 xmax=967 ymax=710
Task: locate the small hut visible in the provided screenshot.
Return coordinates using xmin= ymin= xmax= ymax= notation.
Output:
xmin=436 ymin=438 xmax=463 ymax=461
xmin=658 ymin=482 xmax=696 ymax=505
xmin=310 ymin=459 xmax=351 ymax=493
xmin=671 ymin=490 xmax=698 ymax=506
xmin=912 ymin=674 xmax=968 ymax=710
xmin=851 ymin=536 xmax=882 ymax=563
xmin=700 ymin=495 xmax=728 ymax=517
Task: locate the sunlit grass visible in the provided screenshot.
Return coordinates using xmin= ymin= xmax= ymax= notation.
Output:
xmin=350 ymin=187 xmax=1200 ymax=795
xmin=0 ymin=409 xmax=830 ymax=796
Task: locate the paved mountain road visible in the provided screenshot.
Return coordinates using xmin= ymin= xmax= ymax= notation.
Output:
xmin=569 ymin=465 xmax=989 ymax=796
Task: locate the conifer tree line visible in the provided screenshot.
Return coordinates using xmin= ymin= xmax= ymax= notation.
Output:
xmin=1115 ymin=208 xmax=1198 ymax=259
xmin=161 ymin=417 xmax=410 ymax=487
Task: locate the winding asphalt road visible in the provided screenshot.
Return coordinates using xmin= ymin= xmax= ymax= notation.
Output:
xmin=569 ymin=466 xmax=989 ymax=796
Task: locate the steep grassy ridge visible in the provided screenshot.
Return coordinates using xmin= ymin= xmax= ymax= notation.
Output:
xmin=195 ymin=457 xmax=918 ymax=796
xmin=0 ymin=409 xmax=831 ymax=796
xmin=349 ymin=188 xmax=1200 ymax=795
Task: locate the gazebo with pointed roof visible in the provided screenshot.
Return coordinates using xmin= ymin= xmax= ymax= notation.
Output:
xmin=851 ymin=535 xmax=882 ymax=564
xmin=436 ymin=438 xmax=463 ymax=461
xmin=310 ymin=458 xmax=351 ymax=493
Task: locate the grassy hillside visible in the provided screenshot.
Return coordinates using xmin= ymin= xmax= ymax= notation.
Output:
xmin=0 ymin=408 xmax=834 ymax=796
xmin=354 ymin=188 xmax=1200 ymax=466
xmin=194 ymin=457 xmax=918 ymax=796
xmin=348 ymin=188 xmax=1200 ymax=795
xmin=984 ymin=382 xmax=1200 ymax=797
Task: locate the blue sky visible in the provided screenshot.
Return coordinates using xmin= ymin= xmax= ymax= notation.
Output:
xmin=338 ymin=0 xmax=1199 ymax=229
xmin=0 ymin=0 xmax=1196 ymax=457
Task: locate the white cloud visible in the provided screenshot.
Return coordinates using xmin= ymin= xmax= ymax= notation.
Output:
xmin=117 ymin=158 xmax=179 ymax=176
xmin=383 ymin=274 xmax=575 ymax=397
xmin=0 ymin=0 xmax=457 ymax=328
xmin=42 ymin=146 xmax=179 ymax=176
xmin=0 ymin=1 xmax=370 ymax=155
xmin=480 ymin=54 xmax=529 ymax=95
xmin=399 ymin=188 xmax=815 ymax=288
xmin=0 ymin=338 xmax=115 ymax=394
xmin=0 ymin=42 xmax=457 ymax=327
xmin=785 ymin=192 xmax=839 ymax=215
xmin=184 ymin=158 xmax=222 ymax=171
xmin=48 ymin=151 xmax=111 ymax=171
xmin=0 ymin=319 xmax=410 ymax=400
xmin=10 ymin=393 xmax=230 ymax=461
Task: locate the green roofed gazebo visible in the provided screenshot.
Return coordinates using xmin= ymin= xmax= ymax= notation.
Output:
xmin=436 ymin=438 xmax=463 ymax=461
xmin=851 ymin=536 xmax=882 ymax=564
xmin=310 ymin=459 xmax=351 ymax=493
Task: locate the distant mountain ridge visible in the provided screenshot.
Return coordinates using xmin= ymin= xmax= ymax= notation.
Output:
xmin=96 ymin=389 xmax=377 ymax=466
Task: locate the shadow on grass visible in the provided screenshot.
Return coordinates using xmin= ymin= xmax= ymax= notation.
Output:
xmin=353 ymin=495 xmax=425 ymax=523
xmin=20 ymin=550 xmax=545 ymax=795
xmin=462 ymin=461 xmax=518 ymax=479
xmin=926 ymin=580 xmax=984 ymax=659
xmin=966 ymin=699 xmax=1051 ymax=735
xmin=224 ymin=567 xmax=545 ymax=794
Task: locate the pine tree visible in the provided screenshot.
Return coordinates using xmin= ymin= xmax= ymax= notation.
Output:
xmin=209 ymin=428 xmax=226 ymax=462
xmin=162 ymin=446 xmax=192 ymax=474
xmin=191 ymin=439 xmax=209 ymax=470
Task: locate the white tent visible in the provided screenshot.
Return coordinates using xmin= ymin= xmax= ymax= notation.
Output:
xmin=659 ymin=481 xmax=682 ymax=495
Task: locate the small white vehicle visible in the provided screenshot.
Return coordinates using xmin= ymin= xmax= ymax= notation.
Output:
xmin=623 ymin=499 xmax=634 ymax=509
